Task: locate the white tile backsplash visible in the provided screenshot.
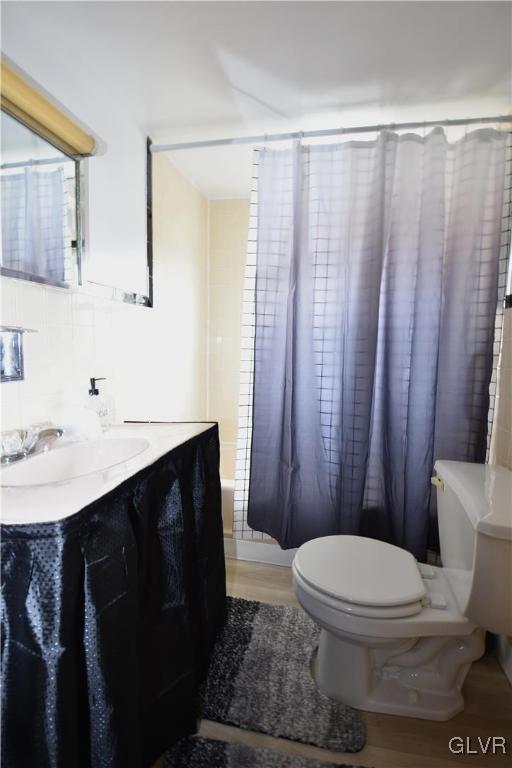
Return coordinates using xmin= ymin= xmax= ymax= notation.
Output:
xmin=1 ymin=268 xmax=209 ymax=431
xmin=0 ymin=381 xmax=20 ymax=430
xmin=72 ymin=293 xmax=95 ymax=327
xmin=46 ymin=289 xmax=73 ymax=326
xmin=72 ymin=326 xmax=95 ymax=383
xmin=21 ymin=332 xmax=48 ymax=392
xmin=0 ymin=277 xmax=126 ymax=430
xmin=1 ymin=280 xmax=17 ymax=326
xmin=17 ymin=282 xmax=46 ymax=329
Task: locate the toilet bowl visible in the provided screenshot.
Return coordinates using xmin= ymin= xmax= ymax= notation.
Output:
xmin=292 ymin=461 xmax=512 ymax=721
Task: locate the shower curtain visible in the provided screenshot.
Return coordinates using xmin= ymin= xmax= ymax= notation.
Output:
xmin=248 ymin=128 xmax=508 ymax=559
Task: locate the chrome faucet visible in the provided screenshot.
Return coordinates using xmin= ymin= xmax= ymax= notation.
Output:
xmin=1 ymin=426 xmax=64 ymax=465
xmin=30 ymin=428 xmax=64 ymax=455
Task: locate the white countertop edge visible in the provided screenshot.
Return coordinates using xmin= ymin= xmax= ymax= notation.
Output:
xmin=0 ymin=422 xmax=217 ymax=526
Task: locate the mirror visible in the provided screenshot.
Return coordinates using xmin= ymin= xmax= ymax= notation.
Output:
xmin=0 ymin=111 xmax=80 ymax=287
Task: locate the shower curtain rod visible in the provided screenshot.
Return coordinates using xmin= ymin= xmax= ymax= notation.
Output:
xmin=150 ymin=114 xmax=512 ymax=153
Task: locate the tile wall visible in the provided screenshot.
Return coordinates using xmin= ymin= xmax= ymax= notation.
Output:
xmin=207 ymin=199 xmax=250 ymax=480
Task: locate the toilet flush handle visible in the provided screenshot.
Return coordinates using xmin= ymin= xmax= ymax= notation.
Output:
xmin=430 ymin=475 xmax=445 ymax=491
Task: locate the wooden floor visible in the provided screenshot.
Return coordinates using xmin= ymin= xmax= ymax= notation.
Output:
xmin=196 ymin=559 xmax=512 ymax=768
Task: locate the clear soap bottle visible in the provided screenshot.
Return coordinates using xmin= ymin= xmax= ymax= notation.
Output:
xmin=87 ymin=377 xmax=110 ymax=431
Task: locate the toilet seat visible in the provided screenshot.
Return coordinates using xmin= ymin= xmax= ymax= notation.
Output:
xmin=293 ymin=535 xmax=426 ymax=619
xmin=291 ymin=531 xmax=486 ymax=720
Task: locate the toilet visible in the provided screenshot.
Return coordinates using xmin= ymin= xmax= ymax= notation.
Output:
xmin=292 ymin=460 xmax=512 ymax=721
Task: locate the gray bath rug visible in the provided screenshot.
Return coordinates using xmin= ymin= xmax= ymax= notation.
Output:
xmin=199 ymin=597 xmax=365 ymax=752
xmin=164 ymin=737 xmax=363 ymax=768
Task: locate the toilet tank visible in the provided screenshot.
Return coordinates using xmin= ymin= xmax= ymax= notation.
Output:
xmin=433 ymin=461 xmax=512 ymax=636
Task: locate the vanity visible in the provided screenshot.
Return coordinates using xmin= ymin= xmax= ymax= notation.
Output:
xmin=0 ymin=422 xmax=226 ymax=768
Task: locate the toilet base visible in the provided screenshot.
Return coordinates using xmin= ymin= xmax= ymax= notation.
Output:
xmin=314 ymin=626 xmax=485 ymax=721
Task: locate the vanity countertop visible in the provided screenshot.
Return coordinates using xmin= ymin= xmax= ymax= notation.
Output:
xmin=1 ymin=421 xmax=225 ymax=768
xmin=0 ymin=422 xmax=216 ymax=525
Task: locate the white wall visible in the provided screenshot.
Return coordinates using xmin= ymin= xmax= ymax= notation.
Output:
xmin=149 ymin=153 xmax=208 ymax=421
xmin=0 ymin=155 xmax=208 ymax=429
xmin=2 ymin=8 xmax=148 ymax=296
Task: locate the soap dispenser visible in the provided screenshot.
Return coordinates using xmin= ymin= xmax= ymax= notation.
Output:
xmin=87 ymin=377 xmax=110 ymax=431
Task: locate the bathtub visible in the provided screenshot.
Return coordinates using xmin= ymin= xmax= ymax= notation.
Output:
xmin=221 ymin=477 xmax=298 ymax=565
xmin=221 ymin=478 xmax=234 ymax=537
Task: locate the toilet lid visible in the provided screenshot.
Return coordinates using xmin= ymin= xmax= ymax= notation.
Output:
xmin=293 ymin=535 xmax=426 ymax=609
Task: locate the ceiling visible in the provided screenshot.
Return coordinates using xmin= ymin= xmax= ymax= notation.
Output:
xmin=2 ymin=1 xmax=511 ymax=197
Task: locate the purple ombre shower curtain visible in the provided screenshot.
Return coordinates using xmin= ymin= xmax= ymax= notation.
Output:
xmin=247 ymin=129 xmax=508 ymax=559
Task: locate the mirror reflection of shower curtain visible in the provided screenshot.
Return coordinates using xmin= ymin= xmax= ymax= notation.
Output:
xmin=1 ymin=167 xmax=66 ymax=283
xmin=247 ymin=129 xmax=509 ymax=559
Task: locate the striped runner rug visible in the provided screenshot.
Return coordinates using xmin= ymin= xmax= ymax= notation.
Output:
xmin=198 ymin=597 xmax=365 ymax=753
xmin=164 ymin=736 xmax=368 ymax=768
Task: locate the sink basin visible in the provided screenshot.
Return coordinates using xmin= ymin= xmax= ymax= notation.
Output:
xmin=0 ymin=437 xmax=150 ymax=487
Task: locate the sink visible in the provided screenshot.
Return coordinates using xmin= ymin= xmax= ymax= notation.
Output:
xmin=0 ymin=437 xmax=150 ymax=487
